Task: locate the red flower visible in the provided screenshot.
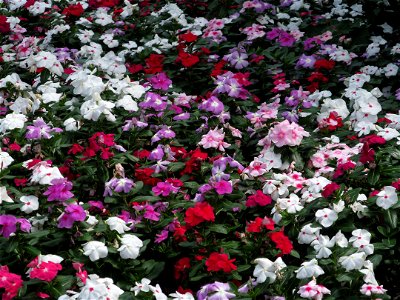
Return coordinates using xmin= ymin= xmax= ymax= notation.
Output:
xmin=321 ymin=182 xmax=340 ymax=198
xmin=127 ymin=63 xmax=144 ymax=74
xmin=246 ymin=190 xmax=272 ymax=207
xmin=14 ymin=178 xmax=28 ymax=187
xmin=62 ymin=3 xmax=84 ymax=17
xmin=314 ymin=59 xmax=335 ymax=70
xmin=88 ymin=0 xmax=120 ymax=8
xmin=30 ymin=261 xmax=62 ymax=282
xmin=144 ymin=54 xmax=164 ymax=74
xmin=68 ymin=144 xmax=84 ymax=155
xmin=174 ymin=257 xmax=191 ymax=279
xmin=179 ymin=31 xmax=198 ymax=43
xmin=205 ymin=252 xmax=237 ymax=273
xmin=0 ymin=15 xmax=10 ymax=34
xmin=135 ymin=168 xmax=161 ymax=186
xmin=360 ymin=134 xmax=386 ymax=146
xmin=0 ymin=266 xmax=23 ymax=300
xmin=270 ymin=231 xmax=293 ymax=255
xmin=8 ymin=143 xmax=21 ymax=151
xmin=359 ymin=143 xmax=375 ymax=164
xmin=177 ymin=51 xmax=199 ymax=68
xmin=184 ymin=202 xmax=215 ymax=227
xmin=246 ymin=217 xmax=275 ymax=233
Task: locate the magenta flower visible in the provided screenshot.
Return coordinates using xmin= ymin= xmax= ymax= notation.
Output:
xmin=57 ymin=204 xmax=86 ymax=229
xmin=213 ymin=180 xmax=233 ymax=195
xmin=0 ymin=215 xmax=17 ymax=238
xmin=148 ymin=72 xmax=172 ymax=91
xmin=199 ymin=96 xmax=224 ymax=115
xmin=0 ymin=215 xmax=31 ymax=238
xmin=152 ymin=182 xmax=179 ymax=197
xmin=43 ymin=178 xmax=74 ymax=202
xmin=112 ymin=178 xmax=134 ymax=193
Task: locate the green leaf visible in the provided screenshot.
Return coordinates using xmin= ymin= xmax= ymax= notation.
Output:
xmin=367 ymin=168 xmax=380 ymax=185
xmin=384 ymin=209 xmax=398 ymax=229
xmin=168 ymin=162 xmax=186 ymax=172
xmin=336 ymin=274 xmax=353 ymax=282
xmin=290 ymin=250 xmax=300 ymax=259
xmin=208 ymin=224 xmax=228 ymax=234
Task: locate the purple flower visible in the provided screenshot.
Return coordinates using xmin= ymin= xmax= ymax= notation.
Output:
xmin=0 ymin=215 xmax=17 ymax=238
xmin=224 ymin=78 xmax=241 ymax=98
xmin=140 ymin=92 xmax=167 ymax=111
xmin=282 ymin=110 xmax=299 ymax=123
xmin=17 ymin=218 xmax=31 ymax=232
xmin=224 ymin=51 xmax=249 ymax=69
xmin=395 ymin=88 xmax=400 ymax=100
xmin=199 ymin=96 xmax=224 ymax=115
xmin=112 ymin=178 xmax=135 ymax=193
xmin=211 ymin=164 xmax=230 ymax=181
xmin=148 ymin=72 xmax=172 ymax=91
xmin=25 ymin=117 xmax=63 ymax=140
xmin=148 ymin=145 xmax=164 ymax=161
xmin=205 ymin=282 xmax=236 ymax=300
xmin=278 ymin=32 xmax=296 ymax=47
xmin=57 ymin=204 xmax=86 ymax=229
xmin=43 ymin=178 xmax=74 ymax=202
xmin=296 ymin=54 xmax=316 ymax=68
xmin=151 ymin=126 xmax=176 ymax=143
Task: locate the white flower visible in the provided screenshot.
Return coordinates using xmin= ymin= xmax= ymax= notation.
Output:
xmin=79 ymin=276 xmax=109 ymax=299
xmin=333 ymin=200 xmax=345 ymax=213
xmin=253 ymin=257 xmax=286 ymax=284
xmin=105 ymin=217 xmax=130 ymax=234
xmin=277 ymin=194 xmax=303 ymax=213
xmin=334 ymin=231 xmax=349 ymax=248
xmin=298 ymin=224 xmax=321 ymax=244
xmin=377 ymin=127 xmax=400 ymax=141
xmin=349 ymin=229 xmax=371 ymax=247
xmin=376 ymin=186 xmax=398 ymax=209
xmin=295 ymin=259 xmax=325 ymax=279
xmin=63 ymin=118 xmax=80 ymax=132
xmin=315 ymin=208 xmax=338 ymax=227
xmin=169 ymin=292 xmax=195 ymax=300
xmin=20 ymin=195 xmax=39 ymax=214
xmin=131 ymin=278 xmax=151 ymax=296
xmin=116 ymin=95 xmax=139 ymax=111
xmin=311 ymin=235 xmax=335 ymax=258
xmin=150 ymin=284 xmax=168 ymax=300
xmin=0 ymin=113 xmax=27 ymax=133
xmin=0 ymin=186 xmax=13 ymax=204
xmin=339 ymin=252 xmax=366 ymax=271
xmin=360 ymin=260 xmax=378 ymax=284
xmin=383 ymin=63 xmax=398 ymax=77
xmin=118 ymin=234 xmax=143 ymax=259
xmin=83 ymin=241 xmax=108 ymax=261
xmin=0 ymin=151 xmax=14 ymax=171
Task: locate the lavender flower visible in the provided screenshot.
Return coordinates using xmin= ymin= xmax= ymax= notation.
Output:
xmin=57 ymin=204 xmax=86 ymax=229
xmin=25 ymin=117 xmax=62 ymax=140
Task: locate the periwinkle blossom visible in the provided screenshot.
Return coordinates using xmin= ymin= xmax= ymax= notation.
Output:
xmin=151 ymin=126 xmax=176 ymax=143
xmin=148 ymin=72 xmax=172 ymax=91
xmin=25 ymin=117 xmax=62 ymax=140
xmin=152 ymin=181 xmax=179 ymax=197
xmin=296 ymin=54 xmax=316 ymax=68
xmin=0 ymin=215 xmax=31 ymax=238
xmin=104 ymin=177 xmax=135 ymax=196
xmin=223 ymin=50 xmax=249 ymax=69
xmin=139 ymin=92 xmax=167 ymax=111
xmin=43 ymin=178 xmax=74 ymax=202
xmin=199 ymin=96 xmax=225 ymax=115
xmin=57 ymin=204 xmax=86 ymax=229
xmin=197 ymin=282 xmax=235 ymax=300
xmin=148 ymin=145 xmax=165 ymax=161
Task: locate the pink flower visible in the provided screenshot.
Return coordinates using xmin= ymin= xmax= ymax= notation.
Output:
xmin=199 ymin=128 xmax=231 ymax=151
xmin=30 ymin=261 xmax=62 ymax=282
xmin=43 ymin=178 xmax=74 ymax=202
xmin=152 ymin=181 xmax=179 ymax=197
xmin=268 ymin=120 xmax=309 ymax=147
xmin=148 ymin=72 xmax=172 ymax=91
xmin=213 ymin=180 xmax=233 ymax=195
xmin=57 ymin=204 xmax=86 ymax=229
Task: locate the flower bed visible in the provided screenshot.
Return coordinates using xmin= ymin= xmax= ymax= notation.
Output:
xmin=1 ymin=0 xmax=400 ymax=299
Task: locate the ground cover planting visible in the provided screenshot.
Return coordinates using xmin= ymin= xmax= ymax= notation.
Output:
xmin=1 ymin=0 xmax=400 ymax=299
